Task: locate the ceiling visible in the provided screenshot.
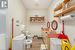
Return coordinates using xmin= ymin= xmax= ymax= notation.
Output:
xmin=22 ymin=0 xmax=49 ymax=9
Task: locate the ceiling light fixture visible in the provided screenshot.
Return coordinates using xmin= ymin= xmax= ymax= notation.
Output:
xmin=34 ymin=0 xmax=39 ymax=8
xmin=35 ymin=0 xmax=39 ymax=2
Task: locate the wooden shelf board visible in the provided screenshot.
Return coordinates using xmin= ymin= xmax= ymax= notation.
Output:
xmin=54 ymin=5 xmax=75 ymax=17
xmin=63 ymin=0 xmax=70 ymax=3
xmin=54 ymin=0 xmax=70 ymax=11
xmin=54 ymin=3 xmax=62 ymax=11
xmin=30 ymin=22 xmax=45 ymax=23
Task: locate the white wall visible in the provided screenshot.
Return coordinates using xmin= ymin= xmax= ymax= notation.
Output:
xmin=64 ymin=23 xmax=75 ymax=46
xmin=63 ymin=11 xmax=75 ymax=46
xmin=7 ymin=0 xmax=26 ymax=50
xmin=26 ymin=9 xmax=48 ymax=37
xmin=8 ymin=0 xmax=26 ymax=37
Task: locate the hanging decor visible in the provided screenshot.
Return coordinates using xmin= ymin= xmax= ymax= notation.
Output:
xmin=51 ymin=20 xmax=58 ymax=30
xmin=30 ymin=17 xmax=45 ymax=23
xmin=47 ymin=21 xmax=50 ymax=28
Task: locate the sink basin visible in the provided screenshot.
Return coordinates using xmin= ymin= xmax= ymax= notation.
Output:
xmin=13 ymin=34 xmax=26 ymax=40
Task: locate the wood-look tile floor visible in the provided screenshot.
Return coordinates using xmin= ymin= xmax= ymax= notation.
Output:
xmin=27 ymin=38 xmax=43 ymax=50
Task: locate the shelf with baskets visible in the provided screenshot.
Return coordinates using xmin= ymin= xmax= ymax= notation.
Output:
xmin=30 ymin=17 xmax=45 ymax=23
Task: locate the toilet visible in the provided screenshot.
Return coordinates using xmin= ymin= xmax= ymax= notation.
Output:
xmin=25 ymin=39 xmax=32 ymax=48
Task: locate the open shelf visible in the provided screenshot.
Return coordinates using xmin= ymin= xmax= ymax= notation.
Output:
xmin=63 ymin=0 xmax=70 ymax=3
xmin=54 ymin=5 xmax=75 ymax=17
xmin=54 ymin=0 xmax=70 ymax=11
xmin=54 ymin=3 xmax=62 ymax=11
xmin=30 ymin=17 xmax=45 ymax=23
